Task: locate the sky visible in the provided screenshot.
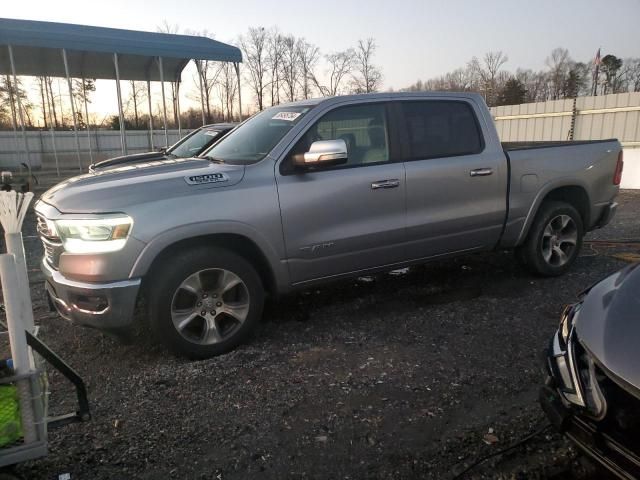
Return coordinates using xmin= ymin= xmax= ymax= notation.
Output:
xmin=3 ymin=0 xmax=640 ymax=121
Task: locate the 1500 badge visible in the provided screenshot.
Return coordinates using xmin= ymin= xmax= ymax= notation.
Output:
xmin=184 ymin=173 xmax=229 ymax=185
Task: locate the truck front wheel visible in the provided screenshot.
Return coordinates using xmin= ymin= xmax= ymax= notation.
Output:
xmin=148 ymin=246 xmax=265 ymax=359
xmin=515 ymin=201 xmax=584 ymax=277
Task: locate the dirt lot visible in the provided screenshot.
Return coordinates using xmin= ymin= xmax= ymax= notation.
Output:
xmin=5 ymin=186 xmax=639 ymax=479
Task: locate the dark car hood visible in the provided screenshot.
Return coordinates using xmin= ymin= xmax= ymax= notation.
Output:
xmin=40 ymin=157 xmax=245 ymax=213
xmin=91 ymin=151 xmax=169 ymax=170
xmin=576 ymin=263 xmax=640 ymax=391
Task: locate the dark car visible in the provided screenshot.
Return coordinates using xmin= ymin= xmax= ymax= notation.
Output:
xmin=540 ymin=263 xmax=640 ymax=479
xmin=88 ymin=123 xmax=236 ymax=172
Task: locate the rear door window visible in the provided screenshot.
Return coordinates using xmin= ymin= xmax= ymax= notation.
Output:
xmin=399 ymin=101 xmax=483 ymax=160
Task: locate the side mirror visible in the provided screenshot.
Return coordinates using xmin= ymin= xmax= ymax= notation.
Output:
xmin=157 ymin=146 xmax=167 ymax=153
xmin=295 ymin=139 xmax=348 ymax=167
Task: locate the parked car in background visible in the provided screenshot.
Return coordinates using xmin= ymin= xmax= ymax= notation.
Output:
xmin=540 ymin=263 xmax=640 ymax=479
xmin=36 ymin=92 xmax=622 ymax=358
xmin=88 ymin=123 xmax=237 ymax=171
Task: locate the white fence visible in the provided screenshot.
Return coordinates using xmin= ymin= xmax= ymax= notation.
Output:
xmin=491 ymin=92 xmax=640 ymax=189
xmin=0 ymin=129 xmax=193 ymax=171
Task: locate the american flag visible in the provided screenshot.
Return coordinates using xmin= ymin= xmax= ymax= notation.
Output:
xmin=594 ymin=48 xmax=601 ymax=66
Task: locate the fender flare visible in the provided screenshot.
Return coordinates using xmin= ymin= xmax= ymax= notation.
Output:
xmin=129 ymin=221 xmax=290 ymax=293
xmin=515 ymin=178 xmax=591 ymax=246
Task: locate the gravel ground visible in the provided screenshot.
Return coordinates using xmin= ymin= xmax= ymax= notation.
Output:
xmin=3 ymin=185 xmax=639 ymax=480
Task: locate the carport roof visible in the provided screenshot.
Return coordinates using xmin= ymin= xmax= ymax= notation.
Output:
xmin=0 ymin=18 xmax=242 ymax=81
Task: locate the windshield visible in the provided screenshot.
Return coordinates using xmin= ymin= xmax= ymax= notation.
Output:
xmin=169 ymin=129 xmax=221 ymax=157
xmin=203 ymin=106 xmax=313 ymax=164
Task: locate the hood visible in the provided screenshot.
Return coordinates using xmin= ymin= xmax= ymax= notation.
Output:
xmin=40 ymin=157 xmax=245 ymax=213
xmin=575 ymin=263 xmax=640 ymax=391
xmin=91 ymin=151 xmax=169 ymax=170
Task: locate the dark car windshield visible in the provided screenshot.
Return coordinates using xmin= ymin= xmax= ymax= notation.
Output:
xmin=170 ymin=129 xmax=221 ymax=158
xmin=202 ymin=106 xmax=313 ymax=164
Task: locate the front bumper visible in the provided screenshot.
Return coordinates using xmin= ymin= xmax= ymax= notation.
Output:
xmin=540 ymin=385 xmax=640 ymax=479
xmin=42 ymin=259 xmax=141 ymax=331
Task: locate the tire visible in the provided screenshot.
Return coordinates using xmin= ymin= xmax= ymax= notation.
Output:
xmin=515 ymin=201 xmax=584 ymax=277
xmin=148 ymin=246 xmax=265 ymax=359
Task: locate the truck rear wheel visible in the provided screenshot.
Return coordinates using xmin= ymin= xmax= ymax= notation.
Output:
xmin=515 ymin=201 xmax=584 ymax=277
xmin=148 ymin=246 xmax=265 ymax=359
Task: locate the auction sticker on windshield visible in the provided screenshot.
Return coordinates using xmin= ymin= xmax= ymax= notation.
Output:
xmin=272 ymin=112 xmax=302 ymax=121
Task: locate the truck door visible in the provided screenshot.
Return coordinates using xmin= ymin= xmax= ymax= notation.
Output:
xmin=397 ymin=99 xmax=506 ymax=259
xmin=276 ymin=102 xmax=406 ymax=285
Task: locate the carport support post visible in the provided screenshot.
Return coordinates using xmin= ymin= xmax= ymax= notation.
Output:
xmin=147 ymin=80 xmax=154 ymax=149
xmin=196 ymin=60 xmax=206 ymax=125
xmin=62 ymin=48 xmax=83 ymax=172
xmin=5 ymin=75 xmax=21 ymax=171
xmin=7 ymin=45 xmax=32 ymax=174
xmin=113 ymin=53 xmax=128 ymax=155
xmin=82 ymin=76 xmax=93 ymax=163
xmin=158 ymin=57 xmax=169 ymax=148
xmin=234 ymin=62 xmax=243 ymax=121
xmin=176 ymin=81 xmax=182 ymax=139
xmin=43 ymin=78 xmax=60 ymax=177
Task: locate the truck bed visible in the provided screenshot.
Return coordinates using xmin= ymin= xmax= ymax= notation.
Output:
xmin=502 ymin=139 xmax=617 ymax=151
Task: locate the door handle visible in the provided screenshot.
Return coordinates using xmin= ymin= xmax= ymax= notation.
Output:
xmin=470 ymin=168 xmax=493 ymax=177
xmin=371 ymin=179 xmax=400 ymax=190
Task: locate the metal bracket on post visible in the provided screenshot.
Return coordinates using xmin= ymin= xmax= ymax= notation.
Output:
xmin=62 ymin=48 xmax=83 ymax=172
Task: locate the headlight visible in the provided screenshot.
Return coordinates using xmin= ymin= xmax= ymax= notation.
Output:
xmin=55 ymin=215 xmax=133 ymax=253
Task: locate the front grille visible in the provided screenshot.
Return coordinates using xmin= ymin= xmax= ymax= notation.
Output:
xmin=36 ymin=214 xmax=63 ymax=269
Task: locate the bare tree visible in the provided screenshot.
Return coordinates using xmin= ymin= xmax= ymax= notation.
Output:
xmin=185 ymin=29 xmax=225 ymax=121
xmin=267 ymin=29 xmax=285 ymax=106
xmin=280 ymin=35 xmax=300 ymax=102
xmin=240 ymin=27 xmax=269 ymax=111
xmin=351 ymin=38 xmax=383 ymax=94
xmin=311 ymin=49 xmax=355 ymax=97
xmin=126 ymin=81 xmax=145 ymax=128
xmin=481 ymin=51 xmax=508 ymax=105
xmin=545 ymin=48 xmax=571 ymax=100
xmin=625 ymin=58 xmax=640 ymax=92
xmin=295 ymin=39 xmax=320 ymax=99
xmin=71 ymin=78 xmax=96 ymax=128
xmin=217 ymin=62 xmax=238 ymax=121
xmin=157 ymin=21 xmax=181 ymax=126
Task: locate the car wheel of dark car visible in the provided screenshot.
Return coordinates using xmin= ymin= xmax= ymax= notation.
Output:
xmin=516 ymin=200 xmax=584 ymax=277
xmin=149 ymin=246 xmax=264 ymax=359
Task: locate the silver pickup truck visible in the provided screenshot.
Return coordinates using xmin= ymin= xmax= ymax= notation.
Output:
xmin=35 ymin=92 xmax=623 ymax=358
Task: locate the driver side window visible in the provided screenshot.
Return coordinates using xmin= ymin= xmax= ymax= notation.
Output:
xmin=287 ymin=103 xmax=390 ymax=171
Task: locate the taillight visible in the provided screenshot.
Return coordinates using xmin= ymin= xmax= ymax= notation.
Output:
xmin=613 ymin=150 xmax=624 ymax=185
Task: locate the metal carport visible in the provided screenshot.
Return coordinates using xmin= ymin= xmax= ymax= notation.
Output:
xmin=0 ymin=17 xmax=243 ymax=174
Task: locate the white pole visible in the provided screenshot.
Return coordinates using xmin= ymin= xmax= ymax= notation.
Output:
xmin=147 ymin=80 xmax=154 ymax=149
xmin=7 ymin=45 xmax=32 ymax=174
xmin=113 ymin=53 xmax=127 ymax=155
xmin=158 ymin=57 xmax=169 ymax=148
xmin=0 ymin=254 xmax=37 ymax=444
xmin=62 ymin=48 xmax=83 ymax=172
xmin=82 ymin=76 xmax=93 ymax=164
